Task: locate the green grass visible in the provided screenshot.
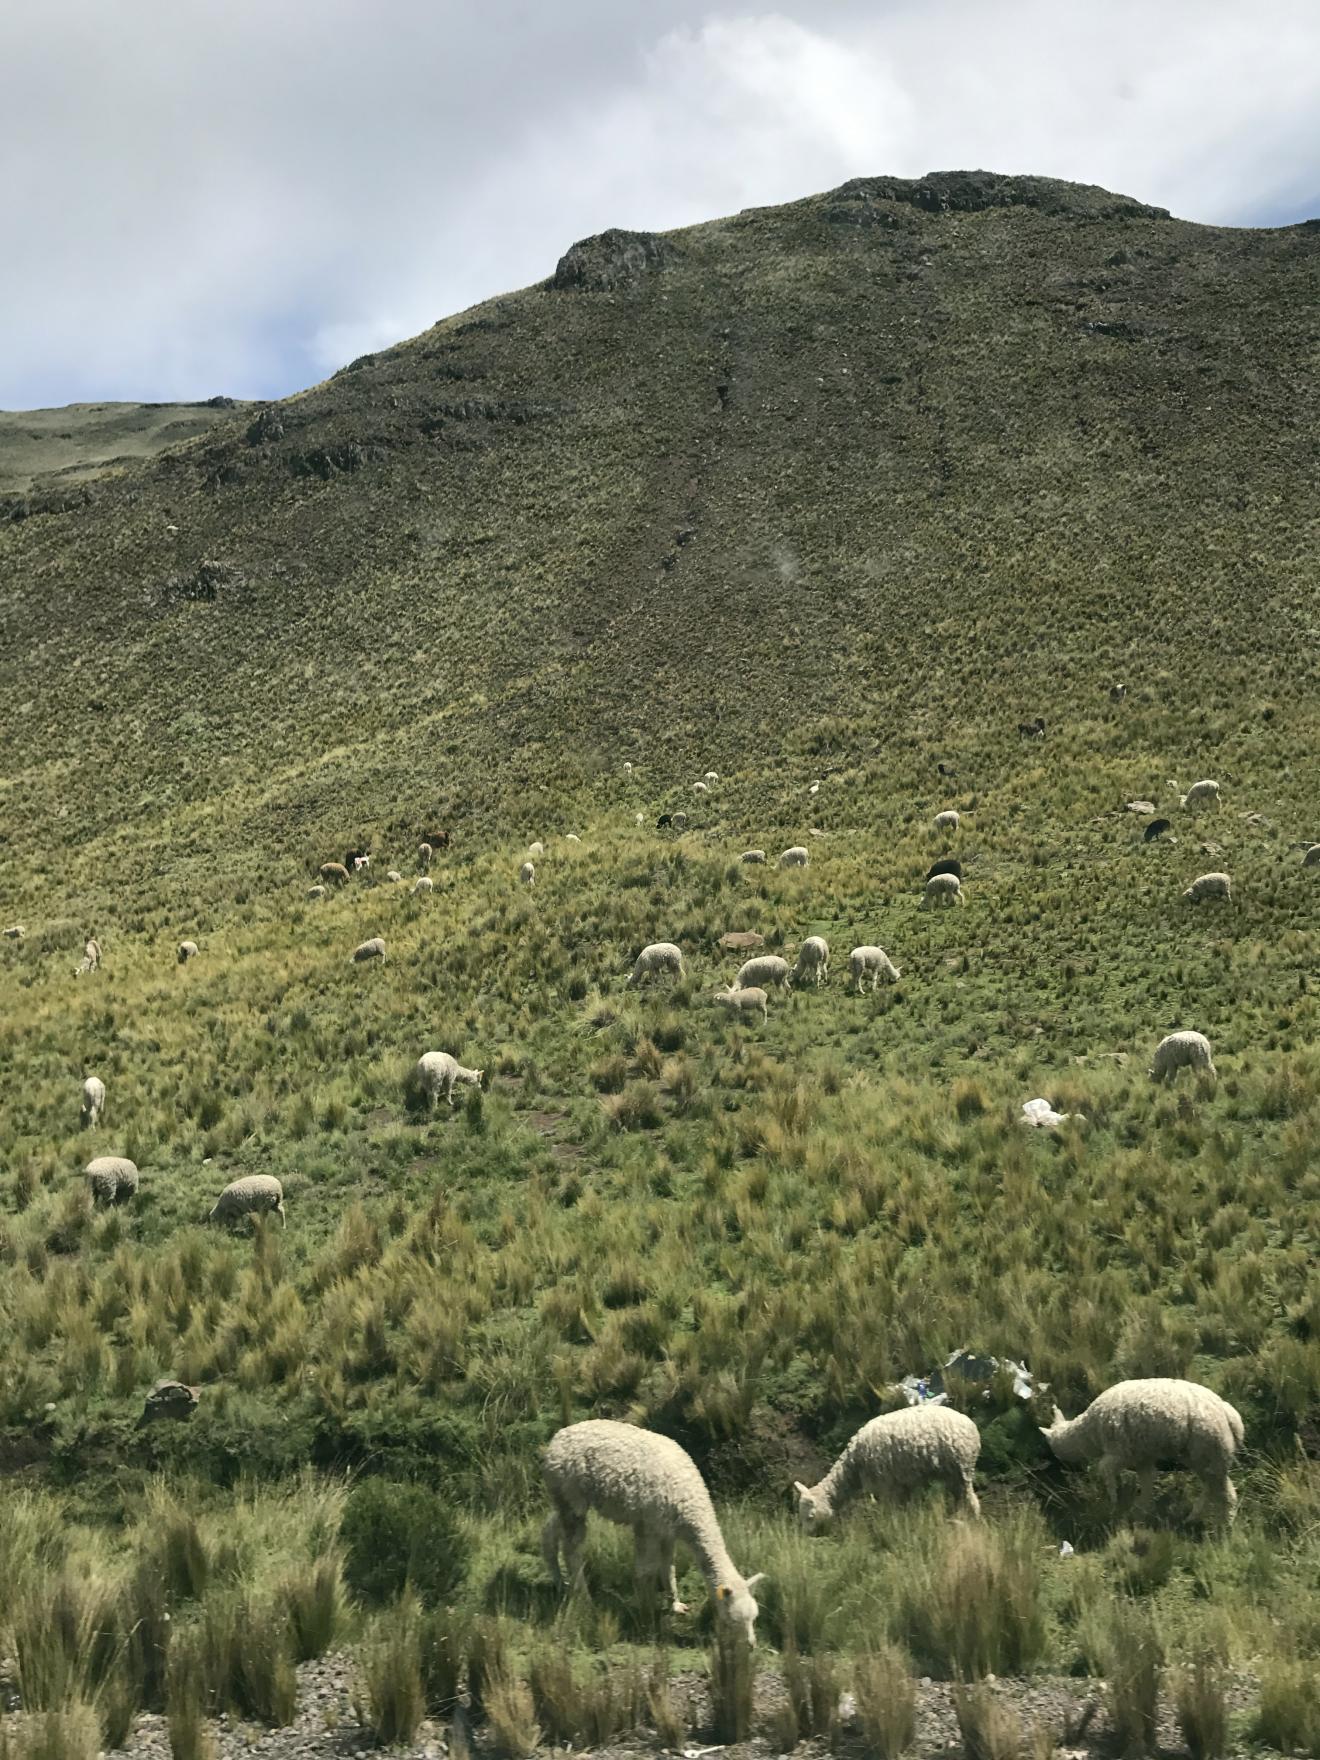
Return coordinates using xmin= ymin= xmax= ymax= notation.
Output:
xmin=0 ymin=399 xmax=246 ymax=497
xmin=1 ymin=169 xmax=1319 ymax=1740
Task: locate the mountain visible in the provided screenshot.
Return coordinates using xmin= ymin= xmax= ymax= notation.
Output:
xmin=4 ymin=168 xmax=1319 ymax=904
xmin=0 ymin=397 xmax=249 ymax=496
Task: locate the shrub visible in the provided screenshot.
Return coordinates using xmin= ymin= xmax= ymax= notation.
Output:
xmin=341 ymin=1477 xmax=470 ymax=1606
xmin=1254 ymin=1659 xmax=1320 ymax=1756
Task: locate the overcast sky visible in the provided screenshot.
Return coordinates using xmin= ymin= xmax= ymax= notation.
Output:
xmin=5 ymin=0 xmax=1320 ymax=408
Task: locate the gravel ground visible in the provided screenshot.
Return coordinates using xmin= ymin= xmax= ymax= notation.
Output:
xmin=0 ymin=1655 xmax=1270 ymax=1760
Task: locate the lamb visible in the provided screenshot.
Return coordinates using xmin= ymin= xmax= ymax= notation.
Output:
xmin=1040 ymin=1378 xmax=1244 ymax=1524
xmin=520 ymin=861 xmax=535 ymax=886
xmin=386 ymin=870 xmax=403 ymax=882
xmin=410 ymin=1050 xmax=485 ymax=1108
xmin=1182 ymin=872 xmax=1232 ymax=904
xmin=623 ymin=761 xmax=633 ymax=775
xmin=627 ymin=942 xmax=685 ymax=987
xmin=1109 ymin=684 xmax=1127 ymax=703
xmin=85 ymin=1155 xmax=139 ymax=1205
xmin=306 ymin=884 xmax=327 ymax=900
xmin=565 ymin=833 xmax=582 ymax=844
xmin=734 ymin=955 xmax=791 ymax=990
xmin=541 ymin=1419 xmax=764 ymax=1641
xmin=412 ymin=876 xmax=434 ymax=895
xmin=656 ymin=814 xmax=674 ymax=830
xmin=926 ymin=857 xmax=963 ymax=882
xmin=319 ymin=862 xmax=350 ymax=886
xmin=1018 ymin=716 xmax=1046 ymax=739
xmin=671 ymin=812 xmax=688 ymax=830
xmin=419 ymin=842 xmax=433 ymax=872
xmin=634 ymin=812 xmax=645 ymax=825
xmin=1150 ymin=1030 xmax=1216 ymax=1084
xmin=1303 ymin=844 xmax=1320 ymax=868
xmin=75 ymin=937 xmax=102 ymax=976
xmin=1180 ymin=780 xmax=1221 ymax=810
xmin=849 ymin=946 xmax=901 ymax=992
xmin=1143 ymin=818 xmax=1172 ymax=844
xmin=354 ymin=855 xmax=372 ymax=874
xmin=3 ymin=924 xmax=24 ymax=940
xmin=177 ymin=940 xmax=199 ymax=963
xmin=528 ymin=841 xmax=545 ymax=858
xmin=693 ymin=781 xmax=710 ymax=794
xmin=704 ymin=771 xmax=719 ymax=783
xmin=779 ymin=846 xmax=809 ymax=869
xmin=713 ymin=985 xmax=768 ymax=1023
xmin=351 ymin=937 xmax=386 ymax=962
xmin=80 ymin=1075 xmax=106 ymax=1130
xmin=208 ymin=1173 xmax=285 ymax=1227
xmin=920 ymin=873 xmax=965 ymax=909
xmin=933 ymin=810 xmax=960 ymax=834
xmin=791 ymin=936 xmax=829 ymax=988
xmin=794 ymin=1405 xmax=982 ymax=1528
xmin=740 ymin=850 xmax=767 ymax=864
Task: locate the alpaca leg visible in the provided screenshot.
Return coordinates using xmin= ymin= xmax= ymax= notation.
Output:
xmin=554 ymin=1505 xmax=588 ymax=1595
xmin=1136 ymin=1465 xmax=1157 ymax=1519
xmin=541 ymin=1512 xmax=563 ymax=1586
xmin=633 ymin=1528 xmax=665 ymax=1616
xmin=659 ymin=1539 xmax=688 ymax=1615
xmin=958 ymin=1473 xmax=982 ymax=1520
xmin=1099 ymin=1454 xmax=1122 ymax=1515
xmin=1215 ymin=1473 xmax=1238 ymax=1527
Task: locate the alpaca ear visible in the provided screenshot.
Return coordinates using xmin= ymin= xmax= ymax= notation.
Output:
xmin=745 ymin=1573 xmax=765 ymax=1589
xmin=793 ymin=1480 xmax=808 ymax=1496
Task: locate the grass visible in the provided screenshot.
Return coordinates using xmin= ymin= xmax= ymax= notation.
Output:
xmin=0 ymin=169 xmax=1319 ymax=1747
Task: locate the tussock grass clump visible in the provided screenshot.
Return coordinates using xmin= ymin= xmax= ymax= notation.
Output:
xmin=952 ymin=1683 xmax=1026 ymax=1760
xmin=1104 ymin=1602 xmax=1162 ymax=1758
xmin=899 ymin=1515 xmax=1048 ymax=1679
xmin=1254 ymin=1659 xmax=1320 ymax=1757
xmin=485 ymin=1667 xmax=541 ymax=1759
xmin=1 ymin=1706 xmax=102 ymax=1760
xmin=354 ymin=1595 xmax=426 ymax=1748
xmin=1174 ymin=1654 xmax=1229 ymax=1760
xmin=165 ymin=1627 xmax=215 ymax=1760
xmin=853 ymin=1645 xmax=917 ymax=1760
xmin=709 ymin=1628 xmax=755 ymax=1745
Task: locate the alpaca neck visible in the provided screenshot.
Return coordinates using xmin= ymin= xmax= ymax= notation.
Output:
xmin=816 ymin=1436 xmax=864 ymax=1513
xmin=676 ymin=1511 xmax=742 ymax=1592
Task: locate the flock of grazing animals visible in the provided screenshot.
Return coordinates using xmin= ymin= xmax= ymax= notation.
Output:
xmin=11 ymin=730 xmax=1279 ymax=1646
xmin=539 ymin=1371 xmax=1246 ymax=1644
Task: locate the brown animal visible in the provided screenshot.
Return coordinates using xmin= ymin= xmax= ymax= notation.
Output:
xmin=421 ymin=829 xmax=450 ymax=851
xmin=319 ymin=862 xmax=350 ymax=886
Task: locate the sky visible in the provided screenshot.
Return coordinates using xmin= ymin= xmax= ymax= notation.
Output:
xmin=5 ymin=0 xmax=1320 ymax=408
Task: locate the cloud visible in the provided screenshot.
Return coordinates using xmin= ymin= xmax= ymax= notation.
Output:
xmin=4 ymin=0 xmax=1319 ymax=406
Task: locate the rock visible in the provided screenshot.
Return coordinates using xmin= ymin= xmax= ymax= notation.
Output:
xmin=718 ymin=931 xmax=765 ymax=951
xmin=550 ymin=228 xmax=675 ymax=292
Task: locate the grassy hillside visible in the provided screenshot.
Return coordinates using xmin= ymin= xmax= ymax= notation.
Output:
xmin=2 ymin=170 xmax=1320 ymax=1753
xmin=0 ymin=398 xmax=249 ymax=496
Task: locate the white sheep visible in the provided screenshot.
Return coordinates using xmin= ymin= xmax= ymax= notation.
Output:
xmin=528 ymin=841 xmax=545 ymax=857
xmin=623 ymin=761 xmax=633 ymax=776
xmin=412 ymin=876 xmax=434 ymax=895
xmin=319 ymin=862 xmax=351 ymax=886
xmin=1182 ymin=872 xmax=1232 ymax=904
xmin=849 ymin=946 xmax=901 ymax=992
xmin=306 ymin=884 xmax=327 ymax=900
xmin=1150 ymin=1030 xmax=1216 ymax=1084
xmin=627 ymin=942 xmax=685 ymax=987
xmin=920 ymin=873 xmax=965 ymax=909
xmin=1040 ymin=1378 xmax=1244 ymax=1524
xmin=177 ymin=940 xmax=199 ymax=963
xmin=80 ymin=1076 xmax=106 ymax=1130
xmin=634 ymin=812 xmax=645 ymax=826
xmin=208 ymin=1173 xmax=285 ymax=1227
xmin=740 ymin=850 xmax=767 ymax=865
xmin=795 ymin=1405 xmax=982 ymax=1527
xmin=713 ymin=985 xmax=768 ymax=1023
xmin=3 ymin=925 xmax=25 ymax=941
xmin=419 ymin=841 xmax=433 ymax=872
xmin=520 ymin=861 xmax=536 ymax=886
xmin=704 ymin=771 xmax=719 ymax=783
xmin=411 ymin=1050 xmax=485 ymax=1108
xmin=779 ymin=846 xmax=809 ymax=869
xmin=1180 ymin=780 xmax=1221 ymax=810
xmin=565 ymin=833 xmax=582 ymax=844
xmin=1303 ymin=844 xmax=1320 ymax=868
xmin=734 ymin=954 xmax=791 ymax=990
xmin=75 ymin=937 xmax=102 ymax=976
xmin=791 ymin=936 xmax=829 ymax=988
xmin=933 ymin=809 xmax=960 ymax=834
xmin=693 ymin=781 xmax=710 ymax=795
xmin=671 ymin=812 xmax=688 ymax=830
xmin=351 ymin=936 xmax=386 ymax=963
xmin=386 ymin=869 xmax=403 ymax=883
xmin=542 ymin=1419 xmax=764 ymax=1641
xmin=85 ymin=1155 xmax=139 ymax=1205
